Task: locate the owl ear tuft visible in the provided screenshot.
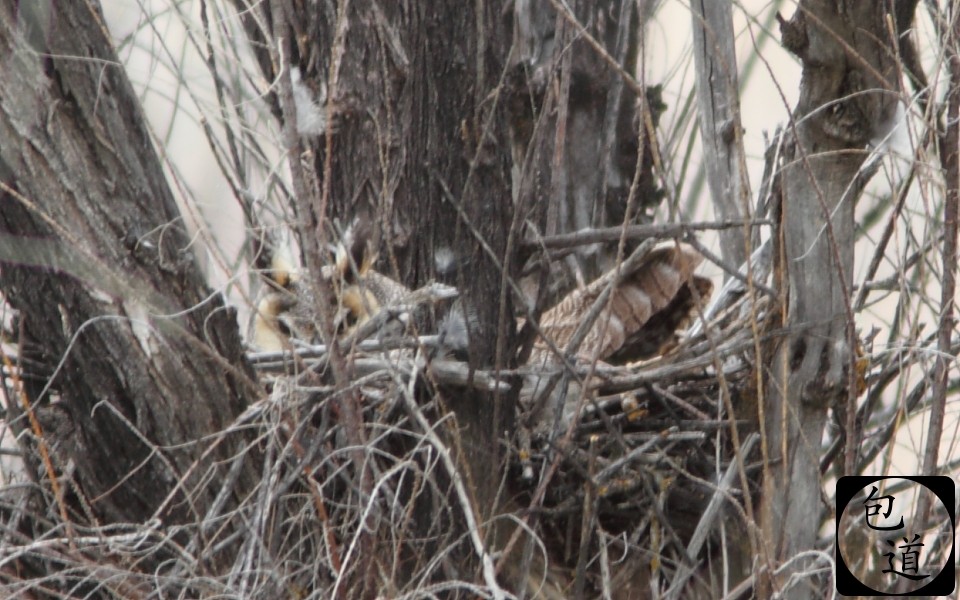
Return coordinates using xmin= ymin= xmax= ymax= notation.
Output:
xmin=335 ymin=216 xmax=377 ymax=283
xmin=269 ymin=249 xmax=298 ymax=289
xmin=250 ymin=226 xmax=300 ymax=290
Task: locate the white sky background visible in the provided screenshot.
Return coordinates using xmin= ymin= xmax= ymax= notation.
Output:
xmin=647 ymin=0 xmax=799 ymax=213
xmin=92 ymin=1 xmax=958 ymax=490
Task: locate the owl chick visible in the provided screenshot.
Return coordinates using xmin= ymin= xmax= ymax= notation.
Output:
xmin=250 ymin=224 xmax=411 ymax=351
xmin=250 ymin=249 xmax=313 ymax=352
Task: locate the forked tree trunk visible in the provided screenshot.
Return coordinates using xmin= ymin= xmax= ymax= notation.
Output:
xmin=2 ymin=0 xmax=923 ymax=597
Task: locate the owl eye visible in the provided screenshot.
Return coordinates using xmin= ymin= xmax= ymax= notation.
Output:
xmin=343 ymin=310 xmax=359 ymax=330
xmin=333 ymin=303 xmax=360 ymax=336
xmin=275 ymin=318 xmax=292 ymax=338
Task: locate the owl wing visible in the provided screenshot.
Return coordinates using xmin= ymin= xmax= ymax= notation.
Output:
xmin=532 ymin=242 xmax=711 ymax=365
xmin=362 ymin=270 xmax=413 ymax=310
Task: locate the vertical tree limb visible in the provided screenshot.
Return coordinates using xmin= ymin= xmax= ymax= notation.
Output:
xmin=691 ymin=0 xmax=750 ymax=270
xmin=759 ymin=2 xmax=907 ymax=598
xmin=235 ymin=0 xmax=518 ymax=589
xmin=918 ymin=3 xmax=959 ymax=519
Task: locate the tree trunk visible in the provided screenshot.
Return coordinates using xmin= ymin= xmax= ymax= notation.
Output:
xmin=240 ymin=0 xmax=518 ymax=591
xmin=509 ymin=0 xmax=661 ymax=301
xmin=0 ymin=0 xmax=260 ymax=570
xmin=759 ymin=3 xmax=911 ymax=597
xmin=691 ymin=0 xmax=749 ymax=271
xmin=236 ymin=0 xmax=664 ymax=593
xmin=0 ymin=0 xmax=940 ymax=597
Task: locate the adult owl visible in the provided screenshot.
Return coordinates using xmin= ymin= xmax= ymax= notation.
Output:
xmin=519 ymin=241 xmax=712 ymax=433
xmin=529 ymin=241 xmax=712 ymax=367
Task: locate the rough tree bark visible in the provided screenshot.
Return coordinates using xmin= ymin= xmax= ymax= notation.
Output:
xmin=0 ymin=1 xmax=260 ymax=570
xmin=234 ymin=0 xmax=664 ymax=593
xmin=236 ymin=0 xmax=517 ymax=591
xmin=691 ymin=0 xmax=750 ymax=271
xmin=0 ymin=0 xmax=938 ymax=597
xmin=509 ymin=0 xmax=662 ymax=300
xmin=759 ymin=2 xmax=913 ymax=598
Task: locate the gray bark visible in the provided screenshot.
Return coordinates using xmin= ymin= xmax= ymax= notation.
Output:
xmin=509 ymin=0 xmax=661 ymax=301
xmin=691 ymin=0 xmax=750 ymax=271
xmin=760 ymin=2 xmax=908 ymax=597
xmin=0 ymin=0 xmax=259 ymax=569
xmin=236 ymin=0 xmax=518 ymax=592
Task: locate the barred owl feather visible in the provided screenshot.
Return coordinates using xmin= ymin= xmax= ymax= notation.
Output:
xmin=531 ymin=242 xmax=711 ymax=365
